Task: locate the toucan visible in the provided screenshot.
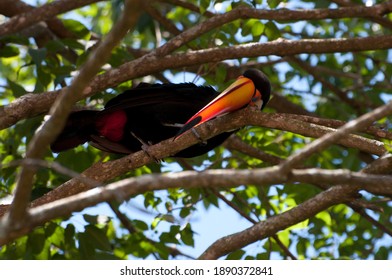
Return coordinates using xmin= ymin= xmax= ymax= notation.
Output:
xmin=51 ymin=69 xmax=271 ymax=158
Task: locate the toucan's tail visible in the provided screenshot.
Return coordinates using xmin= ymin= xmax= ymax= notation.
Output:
xmin=50 ymin=110 xmax=98 ymax=153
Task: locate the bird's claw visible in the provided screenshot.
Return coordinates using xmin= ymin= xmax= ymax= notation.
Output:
xmin=131 ymin=131 xmax=161 ymax=163
xmin=191 ymin=128 xmax=207 ymax=146
xmin=141 ymin=144 xmax=161 ymax=163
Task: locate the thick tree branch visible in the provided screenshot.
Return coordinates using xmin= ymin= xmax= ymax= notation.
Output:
xmin=0 ymin=0 xmax=60 ymax=40
xmin=0 ymin=0 xmax=144 ymax=232
xmin=27 ymin=110 xmax=392 ymax=204
xmin=0 ymin=109 xmax=390 ymax=219
xmin=0 ymin=0 xmax=104 ymax=37
xmin=1 ymin=166 xmax=392 ymax=245
xmin=287 ymin=114 xmax=392 ymax=140
xmin=198 ymin=183 xmax=359 ymax=259
xmin=154 ymin=1 xmax=392 ymax=56
xmin=1 ymin=102 xmax=391 ymax=245
xmin=197 ymin=152 xmax=392 ymax=260
xmin=2 ymin=34 xmax=392 ymax=131
xmin=331 ymin=0 xmax=392 ymax=30
xmin=249 ymin=113 xmax=388 ymax=156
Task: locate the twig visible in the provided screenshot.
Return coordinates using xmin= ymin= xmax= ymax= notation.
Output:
xmin=108 ymin=202 xmax=194 ymax=259
xmin=287 ymin=114 xmax=392 ymax=141
xmin=197 ymin=183 xmax=360 ymax=259
xmin=287 ymin=56 xmax=374 ymax=113
xmin=224 ymin=135 xmax=283 ymax=165
xmin=278 ymin=101 xmax=392 ymax=174
xmin=1 ymin=158 xmax=100 ymax=188
xmin=211 ymin=189 xmax=297 ymax=259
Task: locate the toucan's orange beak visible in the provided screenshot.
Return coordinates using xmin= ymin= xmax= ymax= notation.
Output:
xmin=175 ymin=75 xmax=262 ymax=139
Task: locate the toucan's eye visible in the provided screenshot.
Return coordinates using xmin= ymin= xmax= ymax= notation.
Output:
xmin=250 ymin=89 xmax=263 ymax=109
xmin=251 ymin=89 xmax=261 ymax=102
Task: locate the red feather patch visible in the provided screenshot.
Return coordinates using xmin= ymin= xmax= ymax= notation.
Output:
xmin=95 ymin=110 xmax=127 ymax=142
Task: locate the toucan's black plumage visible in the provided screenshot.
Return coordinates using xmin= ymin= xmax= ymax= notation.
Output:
xmin=51 ymin=69 xmax=271 ymax=158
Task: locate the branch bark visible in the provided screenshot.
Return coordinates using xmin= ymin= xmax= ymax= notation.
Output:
xmin=23 ymin=110 xmax=392 ymax=206
xmin=278 ymin=100 xmax=392 ymax=174
xmin=0 ymin=0 xmax=144 ymax=233
xmin=1 ymin=165 xmax=392 ymax=245
xmin=1 ymin=101 xmax=391 ymax=246
xmin=199 ymin=152 xmax=392 ymax=260
xmin=0 ymin=0 xmax=104 ymax=37
xmin=198 ymin=183 xmax=359 ymax=259
xmin=0 ymin=109 xmax=390 ymax=217
xmin=2 ymin=34 xmax=392 ymax=131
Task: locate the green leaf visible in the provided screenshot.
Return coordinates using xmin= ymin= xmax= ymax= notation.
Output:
xmin=45 ymin=39 xmax=66 ymax=53
xmin=315 ymin=211 xmax=332 ymax=226
xmin=83 ymin=214 xmax=99 ymax=225
xmin=267 ymin=0 xmax=284 ymax=8
xmin=0 ymin=45 xmax=20 ymax=57
xmin=46 ymin=222 xmax=64 ymax=249
xmin=276 ymin=229 xmax=290 ymax=247
xmin=7 ymin=79 xmax=26 ymax=97
xmin=215 ymin=65 xmax=227 ymax=84
xmin=375 ymin=246 xmax=389 ymax=260
xmin=61 ymin=38 xmax=86 ymax=50
xmin=242 ymin=19 xmax=260 ymax=37
xmin=36 ymin=66 xmax=52 ymax=89
xmin=251 ymin=21 xmax=265 ymax=37
xmin=180 ymin=224 xmax=194 ymax=247
xmin=28 ymin=48 xmax=47 ymax=65
xmin=83 ymin=225 xmax=112 ymax=251
xmin=287 ymin=219 xmax=309 ymax=231
xmin=264 ymin=21 xmax=281 ymax=40
xmin=62 ymin=19 xmax=90 ymax=39
xmin=27 ymin=230 xmax=46 ymax=256
xmin=64 ymin=224 xmax=78 ymax=255
xmin=226 ymin=249 xmax=246 ymax=260
xmin=133 ymin=219 xmax=149 ymax=231
xmin=198 ymin=0 xmax=210 ymax=14
xmin=179 ymin=206 xmax=191 ymax=218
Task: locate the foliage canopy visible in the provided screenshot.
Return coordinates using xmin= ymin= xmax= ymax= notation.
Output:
xmin=0 ymin=0 xmax=391 ymax=260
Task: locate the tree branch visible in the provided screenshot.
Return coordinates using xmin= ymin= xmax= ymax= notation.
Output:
xmin=1 ymin=103 xmax=391 ymax=243
xmin=331 ymin=0 xmax=392 ymax=30
xmin=0 ymin=109 xmax=389 ymax=219
xmin=2 ymin=34 xmax=392 ymax=131
xmin=198 ymin=183 xmax=359 ymax=259
xmin=1 ymin=166 xmax=392 ymax=245
xmin=0 ymin=0 xmax=57 ymax=40
xmin=0 ymin=0 xmax=144 ymax=233
xmin=278 ymin=100 xmax=392 ymax=174
xmin=0 ymin=0 xmax=104 ymax=37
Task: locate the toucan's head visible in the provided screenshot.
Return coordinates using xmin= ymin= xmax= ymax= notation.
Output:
xmin=175 ymin=68 xmax=271 ymax=138
xmin=242 ymin=68 xmax=271 ymax=111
